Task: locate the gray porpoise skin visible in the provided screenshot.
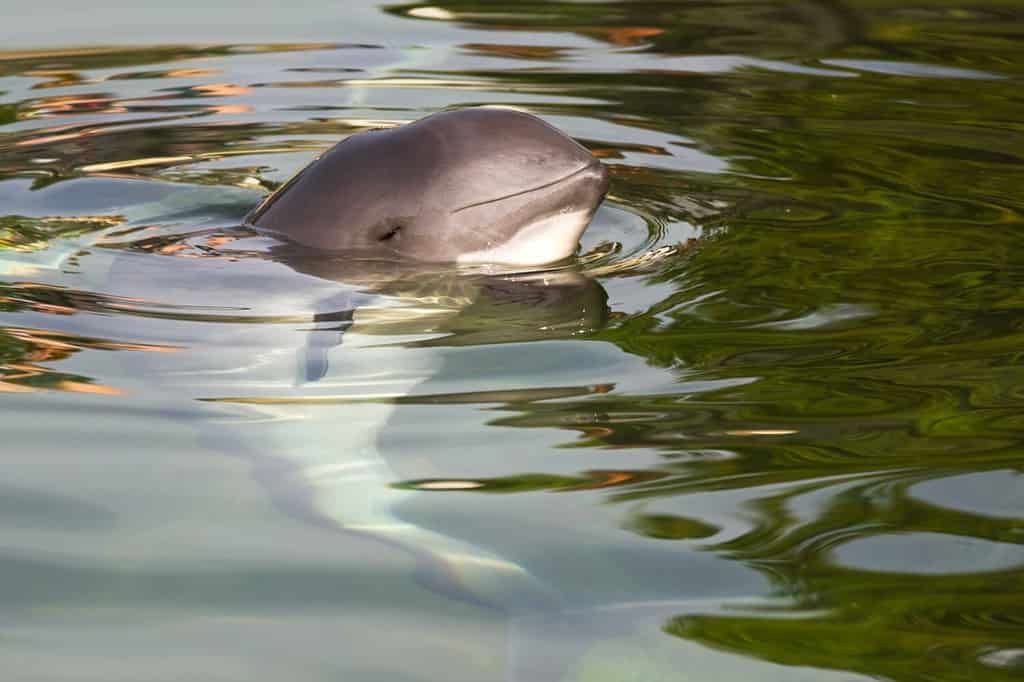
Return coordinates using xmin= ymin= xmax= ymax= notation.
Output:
xmin=246 ymin=107 xmax=610 ymax=265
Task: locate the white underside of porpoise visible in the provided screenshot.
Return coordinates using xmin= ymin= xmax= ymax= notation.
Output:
xmin=456 ymin=209 xmax=591 ymax=266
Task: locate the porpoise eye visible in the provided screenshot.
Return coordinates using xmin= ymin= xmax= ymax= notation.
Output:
xmin=378 ymin=224 xmax=402 ymax=242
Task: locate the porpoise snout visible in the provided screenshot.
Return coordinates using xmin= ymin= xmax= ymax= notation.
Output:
xmin=454 ymin=155 xmax=610 ymax=267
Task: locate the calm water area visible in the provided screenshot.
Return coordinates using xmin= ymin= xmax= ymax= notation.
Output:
xmin=1 ymin=1 xmax=1023 ymax=680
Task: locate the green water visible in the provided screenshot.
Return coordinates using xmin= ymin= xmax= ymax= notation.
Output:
xmin=1 ymin=1 xmax=1023 ymax=680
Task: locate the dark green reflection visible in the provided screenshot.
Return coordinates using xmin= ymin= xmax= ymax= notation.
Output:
xmin=377 ymin=2 xmax=1024 ymax=680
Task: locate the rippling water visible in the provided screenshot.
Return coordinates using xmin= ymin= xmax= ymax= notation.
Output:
xmin=2 ymin=2 xmax=1023 ymax=680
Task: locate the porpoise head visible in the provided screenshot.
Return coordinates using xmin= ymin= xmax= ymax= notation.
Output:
xmin=246 ymin=107 xmax=609 ymax=266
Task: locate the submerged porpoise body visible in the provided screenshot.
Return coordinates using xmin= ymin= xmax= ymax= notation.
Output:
xmin=227 ymin=107 xmax=613 ymax=613
xmin=246 ymin=107 xmax=610 ymax=265
xmin=50 ymin=107 xmax=612 ymax=678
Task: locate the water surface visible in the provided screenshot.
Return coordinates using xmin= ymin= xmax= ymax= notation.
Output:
xmin=2 ymin=2 xmax=1023 ymax=680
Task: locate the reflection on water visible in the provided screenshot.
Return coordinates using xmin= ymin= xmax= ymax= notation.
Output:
xmin=2 ymin=1 xmax=1024 ymax=680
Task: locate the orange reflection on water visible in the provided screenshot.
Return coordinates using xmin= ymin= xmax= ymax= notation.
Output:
xmin=207 ymin=104 xmax=253 ymax=115
xmin=164 ymin=68 xmax=221 ymax=78
xmin=25 ymin=302 xmax=77 ymax=316
xmin=0 ymin=363 xmax=124 ymax=395
xmin=130 ymin=232 xmax=248 ymax=259
xmin=0 ymin=327 xmax=181 ymax=395
xmin=14 ymin=131 xmax=86 ymax=147
xmin=460 ymin=43 xmax=566 ymax=60
xmin=585 ymin=26 xmax=664 ymax=47
xmin=0 ymin=379 xmax=35 ymax=393
xmin=12 ymin=120 xmax=102 ymax=146
xmin=23 ymin=94 xmax=127 ymax=117
xmin=201 ymin=236 xmax=238 ymax=249
xmin=563 ymin=469 xmax=667 ymax=491
xmin=5 ymin=327 xmax=182 ymax=354
xmin=57 ymin=380 xmax=123 ymax=395
xmin=26 ymin=69 xmax=87 ymax=89
xmin=192 ymin=83 xmax=251 ymax=97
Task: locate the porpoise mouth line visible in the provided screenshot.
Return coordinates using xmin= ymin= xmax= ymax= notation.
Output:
xmin=450 ymin=161 xmax=598 ymax=215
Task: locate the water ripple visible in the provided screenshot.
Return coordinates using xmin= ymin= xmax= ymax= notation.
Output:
xmin=2 ymin=3 xmax=1024 ymax=681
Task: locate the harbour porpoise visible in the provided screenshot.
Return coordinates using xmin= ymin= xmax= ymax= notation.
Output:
xmin=62 ymin=106 xmax=613 ymax=680
xmin=244 ymin=107 xmax=611 ymax=678
xmin=240 ymin=104 xmax=612 ymax=611
xmin=246 ymin=107 xmax=610 ymax=265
